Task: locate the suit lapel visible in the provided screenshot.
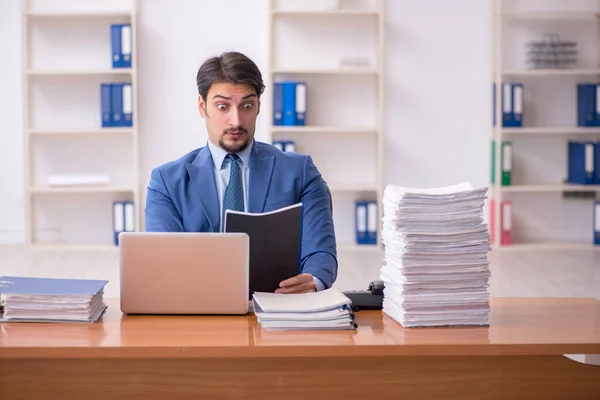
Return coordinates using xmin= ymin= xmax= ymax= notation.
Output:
xmin=186 ymin=147 xmax=219 ymax=232
xmin=248 ymin=143 xmax=275 ymax=213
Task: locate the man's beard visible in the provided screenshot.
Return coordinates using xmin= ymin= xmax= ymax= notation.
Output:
xmin=219 ymin=127 xmax=250 ymax=153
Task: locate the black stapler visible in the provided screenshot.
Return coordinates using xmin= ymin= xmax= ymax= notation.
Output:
xmin=343 ymin=280 xmax=384 ymax=310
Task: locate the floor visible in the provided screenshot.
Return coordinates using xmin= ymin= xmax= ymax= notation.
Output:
xmin=1 ymin=245 xmax=598 ymax=300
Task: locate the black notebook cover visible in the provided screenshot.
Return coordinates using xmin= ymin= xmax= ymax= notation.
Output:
xmin=225 ymin=203 xmax=303 ymax=298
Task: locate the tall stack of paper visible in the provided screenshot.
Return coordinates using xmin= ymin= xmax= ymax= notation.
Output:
xmin=380 ymin=182 xmax=491 ymax=328
xmin=0 ymin=276 xmax=108 ymax=323
xmin=252 ymin=288 xmax=356 ymax=331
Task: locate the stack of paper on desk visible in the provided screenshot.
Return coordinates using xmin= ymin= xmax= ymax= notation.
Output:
xmin=0 ymin=276 xmax=108 ymax=323
xmin=252 ymin=288 xmax=356 ymax=331
xmin=380 ymin=182 xmax=491 ymax=328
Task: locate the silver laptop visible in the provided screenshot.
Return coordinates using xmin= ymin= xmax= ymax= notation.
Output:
xmin=119 ymin=232 xmax=249 ymax=315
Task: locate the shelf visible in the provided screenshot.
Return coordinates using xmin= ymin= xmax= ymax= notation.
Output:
xmin=27 ymin=69 xmax=134 ymax=77
xmin=29 ymin=186 xmax=136 ymax=194
xmin=29 ymin=128 xmax=135 ymax=136
xmin=272 ymin=10 xmax=379 ymax=16
xmin=494 ymin=242 xmax=600 ymax=251
xmin=500 ymin=184 xmax=600 ymax=192
xmin=271 ymin=126 xmax=377 ymax=134
xmin=25 ymin=11 xmax=133 ymax=18
xmin=498 ymin=12 xmax=600 ymax=20
xmin=27 ymin=243 xmax=119 ymax=252
xmin=272 ymin=68 xmax=378 ymax=75
xmin=338 ymin=243 xmax=382 ymax=252
xmin=500 ymin=127 xmax=600 ymax=135
xmin=328 ymin=185 xmax=379 ymax=192
xmin=498 ymin=69 xmax=600 ymax=76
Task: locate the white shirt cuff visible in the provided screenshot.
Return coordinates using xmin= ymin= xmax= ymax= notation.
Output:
xmin=313 ymin=276 xmax=326 ymax=291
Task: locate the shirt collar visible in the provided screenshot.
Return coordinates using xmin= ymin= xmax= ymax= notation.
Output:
xmin=208 ymin=139 xmax=254 ymax=170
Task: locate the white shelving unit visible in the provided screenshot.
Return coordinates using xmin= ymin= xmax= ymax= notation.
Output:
xmin=21 ymin=0 xmax=140 ymax=249
xmin=267 ymin=0 xmax=385 ymax=253
xmin=491 ymin=0 xmax=600 ymax=251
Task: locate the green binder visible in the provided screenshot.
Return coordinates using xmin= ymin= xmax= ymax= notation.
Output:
xmin=501 ymin=141 xmax=512 ymax=186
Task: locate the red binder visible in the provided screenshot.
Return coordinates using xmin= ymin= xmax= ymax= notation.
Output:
xmin=501 ymin=200 xmax=512 ymax=245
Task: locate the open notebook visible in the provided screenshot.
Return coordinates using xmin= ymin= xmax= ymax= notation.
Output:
xmin=252 ymin=288 xmax=356 ymax=331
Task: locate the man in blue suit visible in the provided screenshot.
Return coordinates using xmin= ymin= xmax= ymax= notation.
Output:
xmin=145 ymin=52 xmax=337 ymax=293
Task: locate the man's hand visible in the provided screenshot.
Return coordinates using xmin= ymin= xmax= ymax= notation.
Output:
xmin=275 ymin=273 xmax=316 ymax=294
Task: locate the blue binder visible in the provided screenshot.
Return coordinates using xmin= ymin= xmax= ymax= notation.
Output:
xmin=273 ymin=82 xmax=283 ymax=126
xmin=366 ymin=201 xmax=377 ymax=245
xmin=100 ymin=83 xmax=112 ymax=127
xmin=567 ymin=141 xmax=595 ymax=184
xmin=272 ymin=141 xmax=284 ymax=151
xmin=596 ymin=142 xmax=600 ymax=184
xmin=113 ymin=201 xmax=125 ymax=245
xmin=577 ymin=83 xmax=598 ymax=127
xmin=284 ymin=140 xmax=296 ymax=152
xmin=295 ymin=82 xmax=307 ymax=126
xmin=492 ymin=82 xmax=514 ymax=127
xmin=355 ymin=201 xmax=368 ymax=245
xmin=501 ymin=82 xmax=524 ymax=127
xmin=124 ymin=201 xmax=135 ymax=232
xmin=122 ymin=83 xmax=133 ymax=127
xmin=282 ymin=81 xmax=297 ymax=126
xmin=110 ymin=24 xmax=122 ymax=68
xmin=594 ymin=201 xmax=600 ymax=245
xmin=111 ymin=83 xmax=123 ymax=126
xmin=511 ymin=83 xmax=523 ymax=127
xmin=120 ymin=24 xmax=132 ymax=68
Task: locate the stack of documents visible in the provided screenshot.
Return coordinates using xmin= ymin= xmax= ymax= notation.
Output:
xmin=380 ymin=182 xmax=491 ymax=328
xmin=0 ymin=276 xmax=108 ymax=323
xmin=252 ymin=288 xmax=356 ymax=331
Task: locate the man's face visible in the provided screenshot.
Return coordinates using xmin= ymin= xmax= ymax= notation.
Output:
xmin=198 ymin=82 xmax=260 ymax=153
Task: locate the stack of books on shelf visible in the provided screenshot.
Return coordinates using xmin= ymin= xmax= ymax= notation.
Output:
xmin=252 ymin=288 xmax=356 ymax=331
xmin=380 ymin=182 xmax=491 ymax=327
xmin=0 ymin=276 xmax=108 ymax=323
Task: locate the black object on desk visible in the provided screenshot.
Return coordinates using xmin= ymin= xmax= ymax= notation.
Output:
xmin=343 ymin=280 xmax=384 ymax=310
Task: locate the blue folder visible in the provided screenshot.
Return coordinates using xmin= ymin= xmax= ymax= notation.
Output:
xmin=355 ymin=201 xmax=368 ymax=245
xmin=567 ymin=141 xmax=596 ymax=184
xmin=100 ymin=83 xmax=112 ymax=127
xmin=110 ymin=24 xmax=122 ymax=68
xmin=594 ymin=201 xmax=600 ymax=245
xmin=0 ymin=276 xmax=107 ymax=296
xmin=577 ymin=84 xmax=598 ymax=127
xmin=282 ymin=81 xmax=297 ymax=126
xmin=273 ymin=82 xmax=283 ymax=126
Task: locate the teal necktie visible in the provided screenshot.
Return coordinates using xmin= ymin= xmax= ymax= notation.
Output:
xmin=222 ymin=154 xmax=244 ymax=230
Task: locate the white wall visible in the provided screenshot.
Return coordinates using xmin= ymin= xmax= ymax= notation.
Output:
xmin=384 ymin=0 xmax=490 ymax=190
xmin=137 ymin=0 xmax=270 ymax=191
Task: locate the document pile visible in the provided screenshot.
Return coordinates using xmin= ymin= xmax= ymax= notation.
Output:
xmin=380 ymin=182 xmax=491 ymax=328
xmin=252 ymin=288 xmax=356 ymax=331
xmin=0 ymin=276 xmax=108 ymax=323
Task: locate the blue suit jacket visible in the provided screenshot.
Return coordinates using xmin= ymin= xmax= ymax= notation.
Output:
xmin=145 ymin=141 xmax=338 ymax=288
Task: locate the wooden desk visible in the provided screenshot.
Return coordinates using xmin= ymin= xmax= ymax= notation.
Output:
xmin=1 ymin=297 xmax=600 ymax=400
